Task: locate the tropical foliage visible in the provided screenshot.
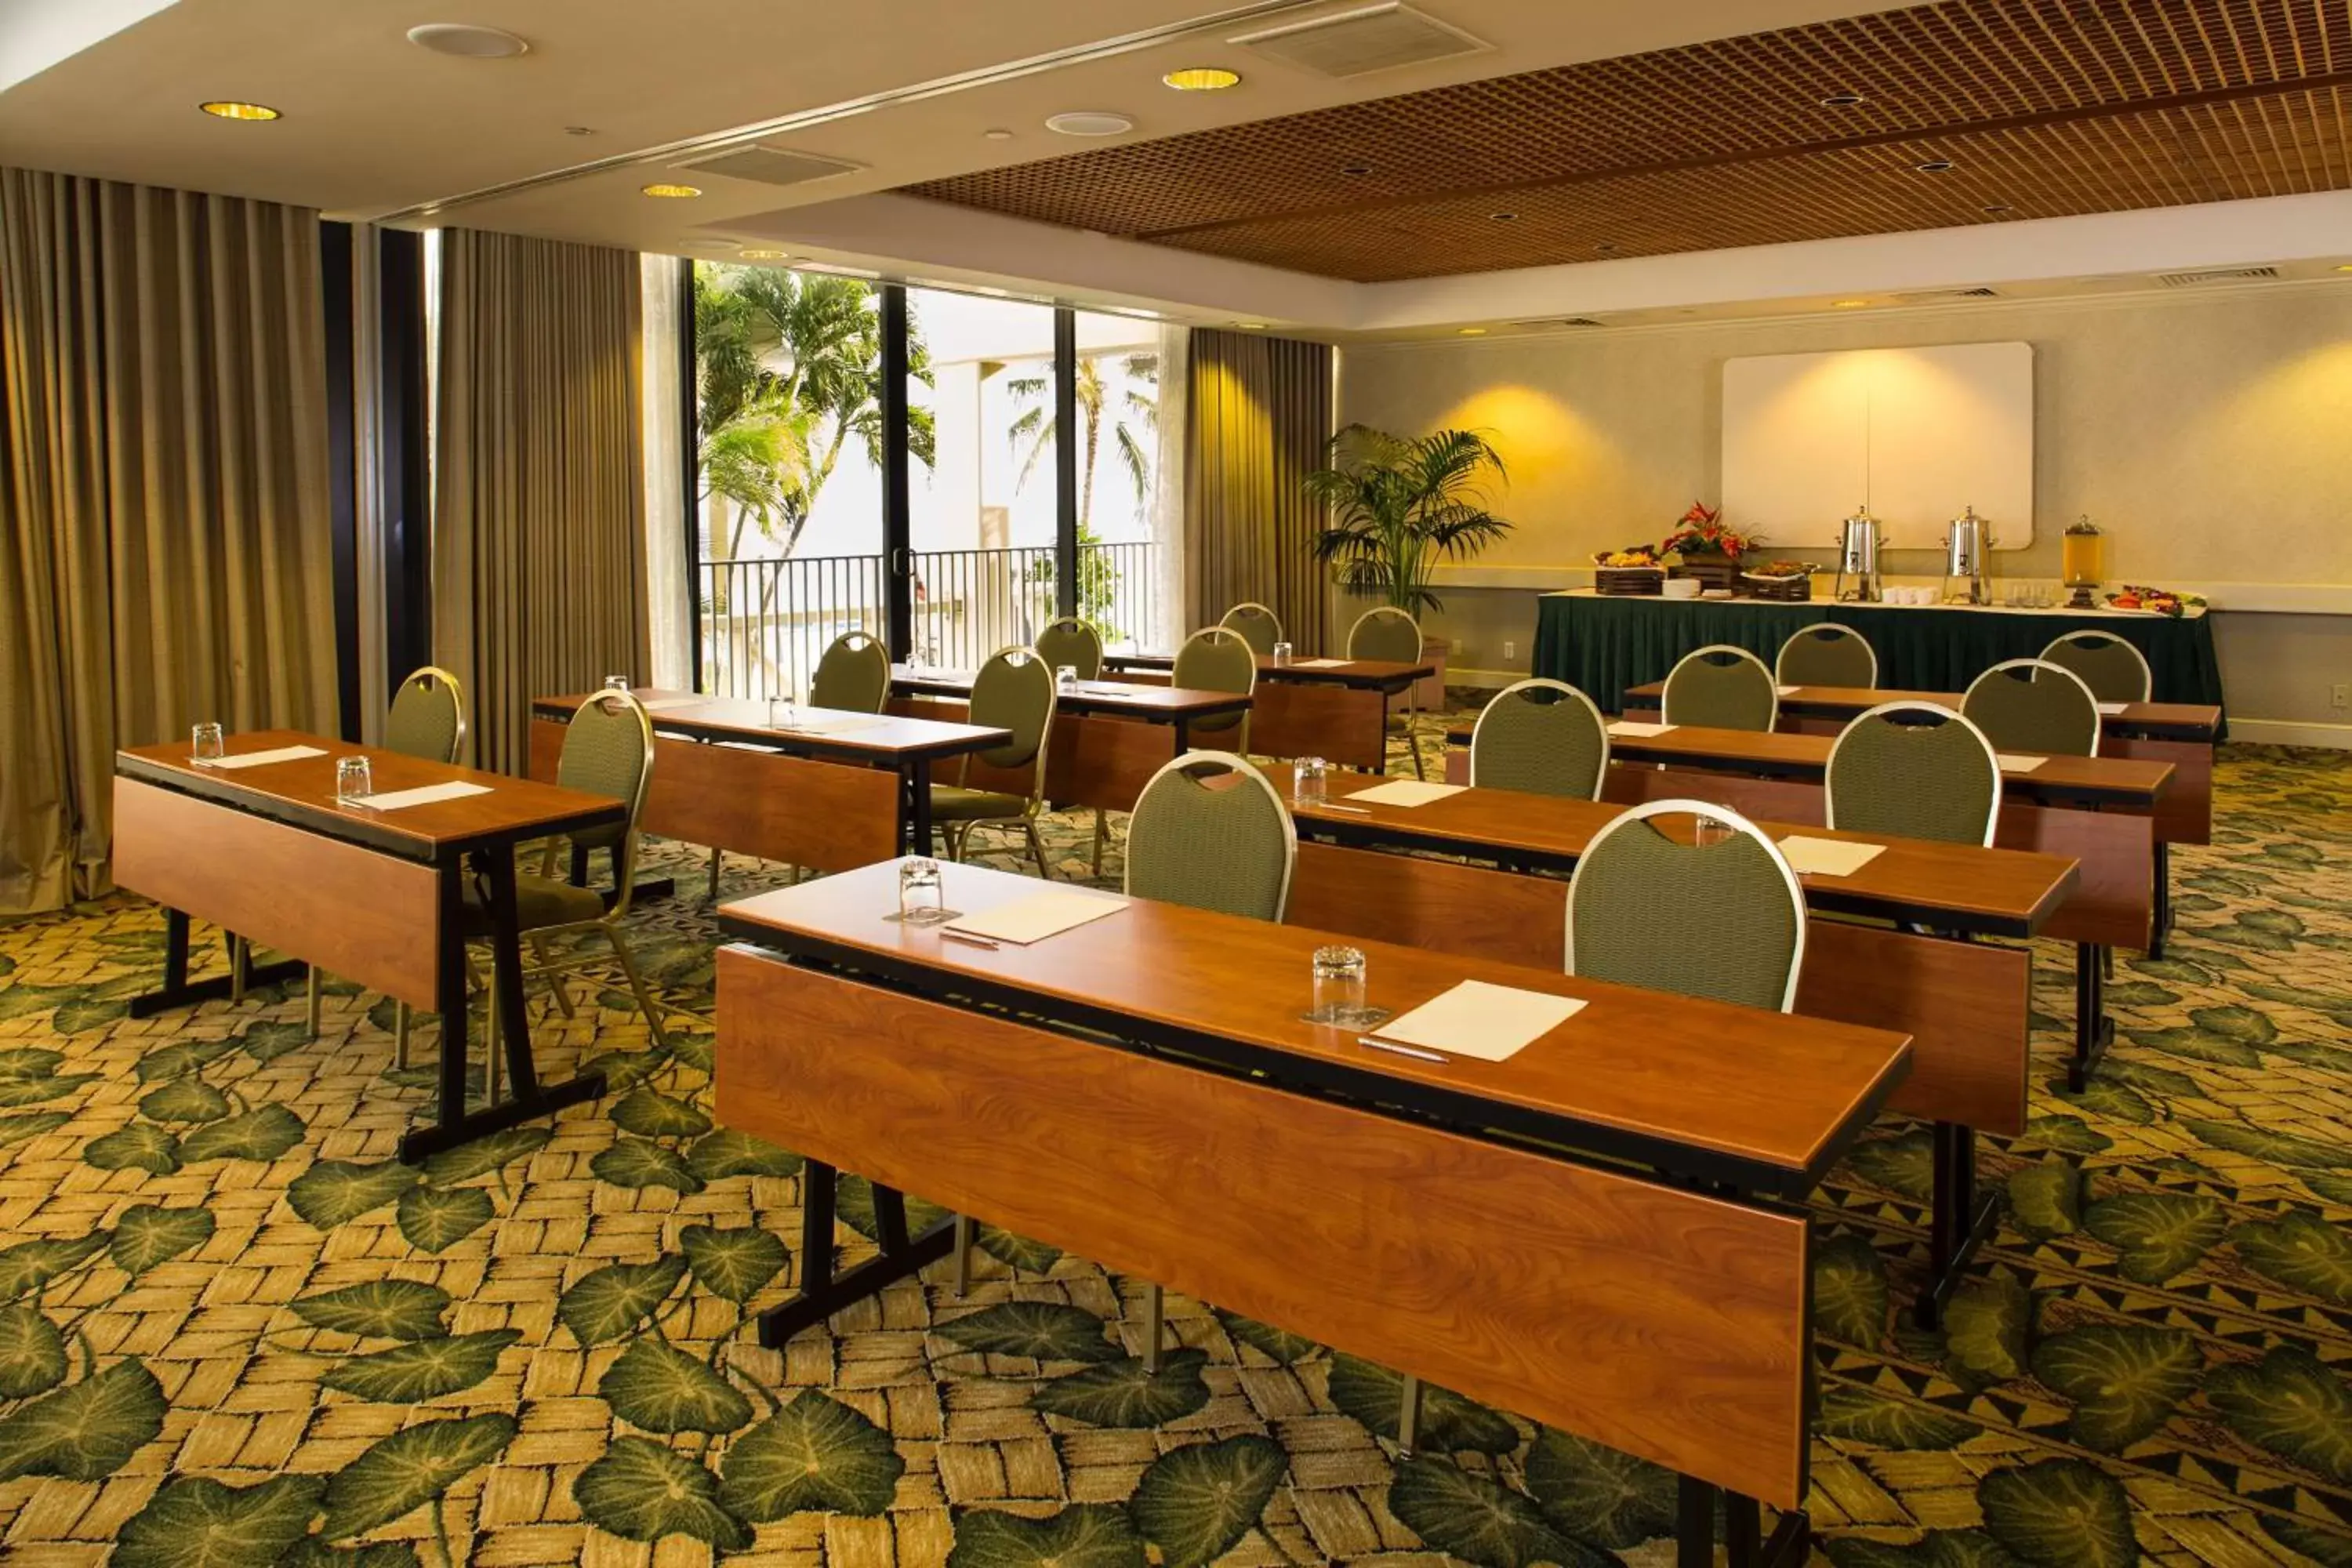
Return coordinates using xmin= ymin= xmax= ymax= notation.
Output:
xmin=1304 ymin=423 xmax=1514 ymax=613
xmin=1004 ymin=353 xmax=1160 ymax=532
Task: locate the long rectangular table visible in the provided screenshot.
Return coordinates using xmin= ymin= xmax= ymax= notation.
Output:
xmin=716 ymin=858 xmax=1911 ymax=1562
xmin=1270 ymin=765 xmax=2074 ymax=1321
xmin=887 ymin=666 xmax=1252 ymax=813
xmin=1101 ymin=652 xmax=1433 ymax=769
xmin=113 ymin=731 xmax=619 ymax=1160
xmin=532 ymin=690 xmax=1010 ymax=869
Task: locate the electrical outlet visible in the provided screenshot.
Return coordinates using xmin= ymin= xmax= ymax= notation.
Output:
xmin=2332 ymin=682 xmax=2350 ymax=710
xmin=1450 ymin=638 xmax=1465 ymax=655
xmin=1503 ymin=641 xmax=1518 ymax=660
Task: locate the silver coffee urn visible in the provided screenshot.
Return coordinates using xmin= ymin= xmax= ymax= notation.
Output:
xmin=1943 ymin=506 xmax=1995 ymax=604
xmin=1834 ymin=506 xmax=1882 ymax=602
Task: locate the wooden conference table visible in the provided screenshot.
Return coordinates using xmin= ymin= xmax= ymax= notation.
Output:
xmin=112 ymin=731 xmax=618 ymax=1160
xmin=1625 ymin=680 xmax=2219 ymax=954
xmin=1101 ymin=650 xmax=1433 ymax=769
xmin=1271 ymin=766 xmax=2077 ymax=1321
xmin=532 ymin=690 xmax=1009 ymax=869
xmin=887 ymin=666 xmax=1252 ymax=814
xmin=716 ymin=858 xmax=1911 ymax=1565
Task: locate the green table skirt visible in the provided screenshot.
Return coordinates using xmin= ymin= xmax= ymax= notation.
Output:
xmin=1533 ymin=593 xmax=2226 ymax=737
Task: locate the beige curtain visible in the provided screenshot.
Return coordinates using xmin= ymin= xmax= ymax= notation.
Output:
xmin=432 ymin=230 xmax=648 ymax=775
xmin=1184 ymin=328 xmax=1334 ymax=652
xmin=0 ymin=168 xmax=336 ymax=916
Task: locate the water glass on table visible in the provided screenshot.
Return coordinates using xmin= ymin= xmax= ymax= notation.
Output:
xmin=335 ymin=756 xmax=374 ymax=805
xmin=1294 ymin=756 xmax=1329 ymax=806
xmin=1309 ymin=944 xmax=1369 ymax=1025
xmin=603 ymin=675 xmax=631 ymax=691
xmin=768 ymin=694 xmax=798 ymax=731
xmin=1056 ymin=664 xmax=1079 ymax=695
xmin=893 ymin=856 xmax=954 ymax=927
xmin=1271 ymin=641 xmax=1294 ymax=667
xmin=191 ymin=722 xmax=225 ymax=764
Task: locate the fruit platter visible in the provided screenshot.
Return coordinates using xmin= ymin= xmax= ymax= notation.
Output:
xmin=1740 ymin=559 xmax=1817 ymax=601
xmin=2104 ymin=584 xmax=2206 ymax=618
xmin=1592 ymin=544 xmax=1665 ymax=596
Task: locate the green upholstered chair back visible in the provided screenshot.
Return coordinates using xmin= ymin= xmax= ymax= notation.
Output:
xmin=1218 ymin=602 xmax=1283 ymax=655
xmin=1962 ymin=659 xmax=2101 ymax=757
xmin=385 ymin=666 xmax=465 ymax=764
xmin=2042 ymin=630 xmax=2151 ymax=704
xmin=1469 ymin=679 xmax=1610 ymax=800
xmin=1661 ymin=644 xmax=1777 ymax=731
xmin=1346 ymin=606 xmax=1422 ymax=665
xmin=1775 ymin=625 xmax=1878 ymax=688
xmin=1123 ymin=752 xmax=1295 ymax=922
xmin=810 ymin=631 xmax=891 ymax=713
xmin=557 ymin=691 xmax=654 ymax=858
xmin=1566 ymin=800 xmax=1806 ymax=1013
xmin=1826 ymin=702 xmax=2002 ymax=847
xmin=1172 ymin=627 xmax=1255 ymax=745
xmin=967 ymin=646 xmax=1056 ymax=779
xmin=1035 ymin=618 xmax=1104 ymax=681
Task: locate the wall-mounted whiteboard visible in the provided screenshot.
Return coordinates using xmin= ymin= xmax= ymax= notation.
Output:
xmin=1722 ymin=342 xmax=2034 ymax=550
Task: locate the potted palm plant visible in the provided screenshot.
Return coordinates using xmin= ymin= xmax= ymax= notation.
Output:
xmin=1305 ymin=423 xmax=1513 ymax=703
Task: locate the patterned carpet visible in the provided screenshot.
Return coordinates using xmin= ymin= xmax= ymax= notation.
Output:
xmin=0 ymin=724 xmax=2347 ymax=1566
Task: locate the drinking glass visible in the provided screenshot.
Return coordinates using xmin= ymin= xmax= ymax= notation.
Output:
xmin=1271 ymin=641 xmax=1294 ymax=667
xmin=1693 ymin=811 xmax=1736 ymax=848
xmin=335 ymin=756 xmax=374 ymax=804
xmin=893 ymin=857 xmax=953 ymax=927
xmin=191 ymin=722 xmax=225 ymax=764
xmin=604 ymin=674 xmax=631 ymax=691
xmin=1056 ymin=664 xmax=1079 ymax=694
xmin=1310 ymin=945 xmax=1368 ymax=1025
xmin=768 ymin=695 xmax=798 ymax=731
xmin=1294 ymin=756 xmax=1330 ymax=806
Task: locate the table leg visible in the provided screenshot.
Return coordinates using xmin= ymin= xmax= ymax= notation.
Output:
xmin=906 ymin=758 xmax=935 ymax=859
xmin=1676 ymin=1476 xmax=1717 ymax=1568
xmin=2149 ymin=840 xmax=2172 ymax=960
xmin=397 ymin=849 xmax=607 ymax=1163
xmin=1918 ymin=1121 xmax=1999 ymax=1328
xmin=757 ymin=1161 xmax=956 ymax=1350
xmin=2071 ymin=942 xmax=2114 ymax=1092
xmin=1725 ymin=1496 xmax=1762 ymax=1565
xmin=1174 ymin=718 xmax=1191 ymax=755
xmin=128 ymin=907 xmax=305 ymax=1018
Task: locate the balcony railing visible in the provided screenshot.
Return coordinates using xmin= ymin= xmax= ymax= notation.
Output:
xmin=695 ymin=541 xmax=1163 ymax=701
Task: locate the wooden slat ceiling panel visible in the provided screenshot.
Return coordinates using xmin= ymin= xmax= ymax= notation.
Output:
xmin=899 ymin=0 xmax=2352 ymax=281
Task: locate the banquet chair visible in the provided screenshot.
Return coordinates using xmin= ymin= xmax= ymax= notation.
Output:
xmin=1035 ymin=617 xmax=1105 ymax=681
xmin=1962 ymin=659 xmax=2102 ymax=757
xmin=1661 ymin=644 xmax=1778 ymax=731
xmin=1468 ymin=679 xmax=1610 ymax=800
xmin=1774 ymin=624 xmax=1879 ymax=689
xmin=930 ymin=647 xmax=1057 ymax=877
xmin=1218 ymin=601 xmax=1284 ymax=655
xmin=1827 ymin=702 xmax=2002 ymax=847
xmin=2041 ymin=630 xmax=2152 ymax=704
xmin=1347 ymin=605 xmax=1429 ymax=779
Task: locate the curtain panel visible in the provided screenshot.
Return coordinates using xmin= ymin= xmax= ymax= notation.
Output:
xmin=1183 ymin=328 xmax=1334 ymax=652
xmin=432 ymin=230 xmax=648 ymax=775
xmin=0 ymin=168 xmax=336 ymax=916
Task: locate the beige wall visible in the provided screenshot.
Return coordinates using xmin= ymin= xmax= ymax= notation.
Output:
xmin=1339 ymin=284 xmax=2352 ymax=733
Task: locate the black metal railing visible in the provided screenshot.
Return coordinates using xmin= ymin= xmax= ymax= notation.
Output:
xmin=696 ymin=542 xmax=1163 ymax=699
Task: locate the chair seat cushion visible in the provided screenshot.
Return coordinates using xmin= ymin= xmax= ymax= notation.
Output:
xmin=930 ymin=786 xmax=1029 ymax=822
xmin=459 ymin=875 xmax=606 ymax=935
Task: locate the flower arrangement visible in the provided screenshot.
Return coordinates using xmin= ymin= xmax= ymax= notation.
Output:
xmin=1659 ymin=502 xmax=1757 ymax=559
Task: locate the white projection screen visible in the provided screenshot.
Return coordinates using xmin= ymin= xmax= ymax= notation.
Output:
xmin=1722 ymin=342 xmax=2034 ymax=550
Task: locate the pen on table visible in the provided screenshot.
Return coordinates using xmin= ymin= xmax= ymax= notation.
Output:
xmin=1317 ymin=803 xmax=1373 ymax=815
xmin=1357 ymin=1035 xmax=1446 ymax=1064
xmin=941 ymin=931 xmax=1000 ymax=951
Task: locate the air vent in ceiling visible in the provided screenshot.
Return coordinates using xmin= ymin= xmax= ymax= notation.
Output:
xmin=1229 ymin=2 xmax=1488 ymax=78
xmin=1891 ymin=286 xmax=2001 ymax=303
xmin=677 ymin=145 xmax=862 ymax=188
xmin=2156 ymin=265 xmax=2278 ymax=288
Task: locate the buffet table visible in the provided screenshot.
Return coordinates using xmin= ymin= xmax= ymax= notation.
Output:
xmin=1534 ymin=590 xmax=2225 ymax=735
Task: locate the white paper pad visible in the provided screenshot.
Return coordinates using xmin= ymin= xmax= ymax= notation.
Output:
xmin=638 ymin=696 xmax=703 ymax=712
xmin=1288 ymin=658 xmax=1348 ymax=668
xmin=2096 ymin=702 xmax=2129 ymax=715
xmin=360 ymin=781 xmax=492 ymax=811
xmin=1345 ymin=780 xmax=1468 ymax=808
xmin=782 ymin=716 xmax=886 ymax=736
xmin=946 ymin=890 xmax=1130 ymax=946
xmin=198 ymin=745 xmax=327 ymax=770
xmin=1996 ymin=754 xmax=2046 ymax=773
xmin=1777 ymin=835 xmax=1888 ymax=877
xmin=1370 ymin=980 xmax=1588 ymax=1063
xmin=1607 ymin=721 xmax=1675 ymax=739
xmin=1776 ymin=684 xmax=1800 ymax=696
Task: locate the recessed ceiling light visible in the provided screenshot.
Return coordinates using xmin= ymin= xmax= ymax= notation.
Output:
xmin=1236 ymin=321 xmax=1268 ymax=330
xmin=1832 ymin=299 xmax=1871 ymax=309
xmin=1457 ymin=326 xmax=1488 ymax=336
xmin=641 ymin=183 xmax=702 ymax=199
xmin=199 ymin=100 xmax=280 ymax=122
xmin=2334 ymin=263 xmax=2352 ymax=273
xmin=1046 ymin=111 xmax=1134 ymax=137
xmin=739 ymin=249 xmax=793 ymax=260
xmin=406 ymin=23 xmax=529 ymax=58
xmin=1821 ymin=91 xmax=1867 ymax=107
xmin=1915 ymin=158 xmax=1956 ymax=173
xmin=1490 ymin=212 xmax=1519 ymax=223
xmin=1162 ymin=67 xmax=1240 ymax=91
xmin=983 ymin=128 xmax=1015 ymax=141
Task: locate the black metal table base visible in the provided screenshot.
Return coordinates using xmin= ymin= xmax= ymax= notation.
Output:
xmin=128 ymin=910 xmax=307 ymax=1018
xmin=2148 ymin=841 xmax=2172 ymax=960
xmin=2071 ymin=942 xmax=2115 ymax=1091
xmin=396 ymin=1071 xmax=607 ymax=1161
xmin=757 ymin=1162 xmax=959 ymax=1348
xmin=1678 ymin=1477 xmax=1799 ymax=1568
xmin=1917 ymin=1122 xmax=2001 ymax=1328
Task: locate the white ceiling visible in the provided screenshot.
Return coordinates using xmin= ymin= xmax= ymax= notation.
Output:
xmin=4 ymin=0 xmax=2347 ymax=339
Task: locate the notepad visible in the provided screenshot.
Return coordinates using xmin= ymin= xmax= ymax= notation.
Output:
xmin=946 ymin=890 xmax=1129 ymax=946
xmin=198 ymin=745 xmax=328 ymax=770
xmin=359 ymin=781 xmax=492 ymax=811
xmin=782 ymin=716 xmax=886 ymax=736
xmin=1369 ymin=980 xmax=1588 ymax=1063
xmin=1996 ymin=754 xmax=2046 ymax=773
xmin=2096 ymin=702 xmax=2129 ymax=715
xmin=1345 ymin=780 xmax=1467 ymax=808
xmin=1289 ymin=658 xmax=1348 ymax=668
xmin=638 ymin=696 xmax=703 ymax=712
xmin=1776 ymin=684 xmax=1800 ymax=696
xmin=1607 ymin=721 xmax=1675 ymax=739
xmin=1777 ymin=835 xmax=1888 ymax=877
